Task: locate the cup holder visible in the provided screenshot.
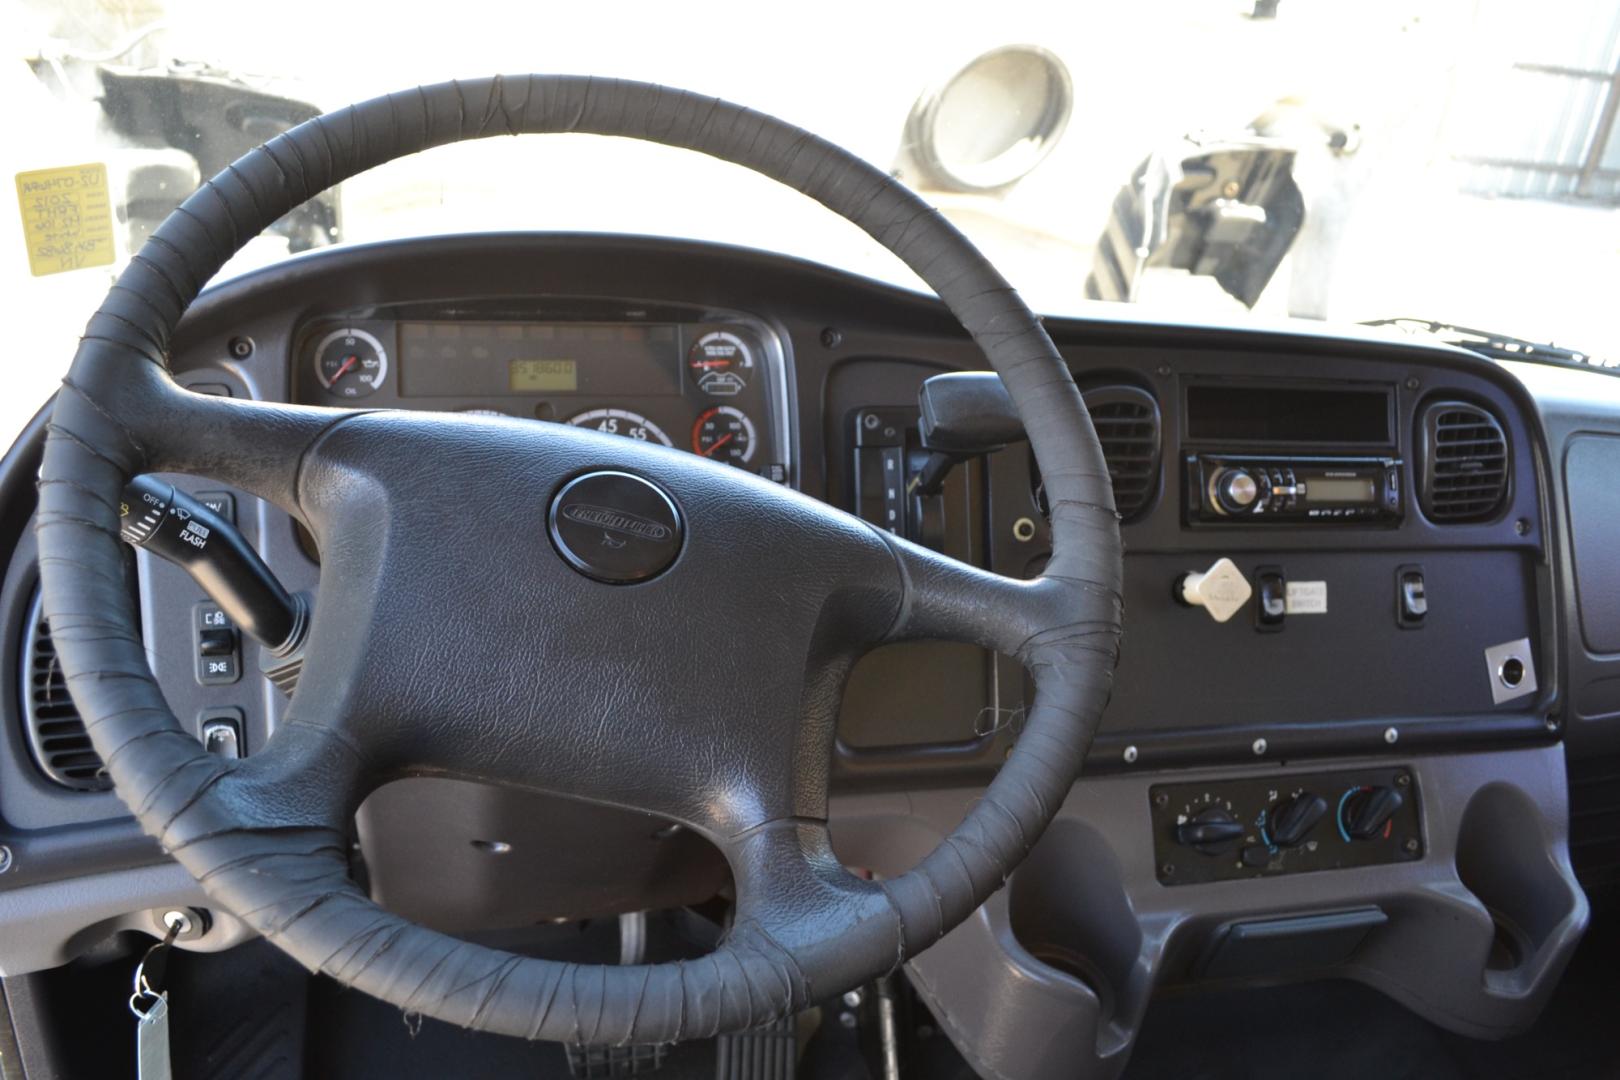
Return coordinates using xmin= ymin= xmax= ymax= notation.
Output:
xmin=1007 ymin=819 xmax=1144 ymax=1033
xmin=1022 ymin=941 xmax=1116 ymax=1019
xmin=1483 ymin=909 xmax=1531 ymax=973
xmin=1455 ymin=782 xmax=1581 ymax=990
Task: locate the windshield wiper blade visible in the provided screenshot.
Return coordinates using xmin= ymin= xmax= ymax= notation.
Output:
xmin=1364 ymin=317 xmax=1618 ymax=375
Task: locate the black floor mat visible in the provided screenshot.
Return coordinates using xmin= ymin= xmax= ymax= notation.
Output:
xmin=1122 ymin=915 xmax=1620 ymax=1080
xmin=304 ymin=983 xmax=719 ymax=1080
xmin=236 ymin=904 xmax=1620 ymax=1079
xmin=303 ymin=915 xmax=722 ymax=1080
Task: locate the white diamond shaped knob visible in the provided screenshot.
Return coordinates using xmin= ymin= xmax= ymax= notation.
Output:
xmin=1179 ymin=558 xmax=1253 ymax=623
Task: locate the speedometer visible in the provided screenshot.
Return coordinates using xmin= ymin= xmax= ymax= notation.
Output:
xmin=566 ymin=408 xmax=673 ymax=446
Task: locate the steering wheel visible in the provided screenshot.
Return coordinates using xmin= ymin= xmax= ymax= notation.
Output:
xmin=37 ymin=77 xmax=1121 ymax=1043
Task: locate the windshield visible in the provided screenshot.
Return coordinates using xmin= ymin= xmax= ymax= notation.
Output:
xmin=6 ymin=0 xmax=1619 ymax=444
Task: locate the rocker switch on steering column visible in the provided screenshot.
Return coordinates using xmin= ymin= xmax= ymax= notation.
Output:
xmin=195 ymin=603 xmax=239 ymax=686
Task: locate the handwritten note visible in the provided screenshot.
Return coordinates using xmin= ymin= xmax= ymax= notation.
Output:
xmin=15 ymin=163 xmax=115 ymax=277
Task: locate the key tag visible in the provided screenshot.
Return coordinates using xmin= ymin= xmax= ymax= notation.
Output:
xmin=129 ymin=920 xmax=180 ymax=1080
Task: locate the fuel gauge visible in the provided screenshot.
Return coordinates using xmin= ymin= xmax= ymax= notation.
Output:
xmin=686 ymin=331 xmax=754 ymax=396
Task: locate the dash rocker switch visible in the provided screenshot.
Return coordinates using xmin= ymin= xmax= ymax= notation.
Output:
xmin=194 ymin=491 xmax=236 ymax=523
xmin=198 ymin=708 xmax=244 ymax=759
xmin=1255 ymin=565 xmax=1287 ymax=632
xmin=1397 ymin=564 xmax=1427 ymax=628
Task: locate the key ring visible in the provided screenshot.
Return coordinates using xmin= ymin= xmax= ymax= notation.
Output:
xmin=128 ymin=921 xmax=179 ymax=1019
xmin=128 ymin=987 xmax=165 ymax=1020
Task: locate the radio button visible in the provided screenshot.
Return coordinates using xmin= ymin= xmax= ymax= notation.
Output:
xmin=1383 ymin=467 xmax=1401 ymax=512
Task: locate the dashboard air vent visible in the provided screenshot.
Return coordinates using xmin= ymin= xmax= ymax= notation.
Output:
xmin=1086 ymin=386 xmax=1162 ymax=521
xmin=21 ymin=588 xmax=110 ymax=791
xmin=1418 ymin=401 xmax=1509 ymax=523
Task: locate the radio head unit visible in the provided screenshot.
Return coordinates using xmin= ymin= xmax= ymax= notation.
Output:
xmin=1188 ymin=454 xmax=1403 ymax=523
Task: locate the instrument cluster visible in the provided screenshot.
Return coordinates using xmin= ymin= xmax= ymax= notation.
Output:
xmin=294 ymin=309 xmax=790 ymax=482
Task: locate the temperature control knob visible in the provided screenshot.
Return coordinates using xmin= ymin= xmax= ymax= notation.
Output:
xmin=1213 ymin=467 xmax=1261 ymax=514
xmin=1341 ymin=785 xmax=1404 ymax=841
xmin=1268 ymin=792 xmax=1328 ymax=847
xmin=1176 ymin=807 xmax=1246 ymax=856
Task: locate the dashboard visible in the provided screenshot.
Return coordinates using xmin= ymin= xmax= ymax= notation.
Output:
xmin=0 ymin=233 xmax=1615 ymax=1080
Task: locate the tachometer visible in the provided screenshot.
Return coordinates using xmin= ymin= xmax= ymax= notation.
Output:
xmin=686 ymin=331 xmax=754 ymax=396
xmin=313 ymin=327 xmax=388 ymax=398
xmin=692 ymin=406 xmax=757 ymax=464
xmin=567 ymin=408 xmax=673 ymax=446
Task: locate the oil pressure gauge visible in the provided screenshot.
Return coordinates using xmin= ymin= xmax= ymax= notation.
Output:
xmin=313 ymin=327 xmax=388 ymax=398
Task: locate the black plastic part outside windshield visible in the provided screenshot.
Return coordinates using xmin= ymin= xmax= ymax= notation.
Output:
xmin=1363 ymin=318 xmax=1614 ymax=375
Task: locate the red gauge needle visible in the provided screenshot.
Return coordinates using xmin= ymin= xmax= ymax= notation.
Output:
xmin=700 ymin=432 xmax=735 ymax=457
xmin=330 ymin=354 xmax=360 ymax=382
xmin=690 ymin=359 xmax=731 ymax=370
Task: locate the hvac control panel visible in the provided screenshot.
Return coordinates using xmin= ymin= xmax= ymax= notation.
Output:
xmin=1150 ymin=767 xmax=1422 ymax=886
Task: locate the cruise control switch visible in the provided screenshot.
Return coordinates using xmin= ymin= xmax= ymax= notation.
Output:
xmin=120 ymin=475 xmax=304 ymax=653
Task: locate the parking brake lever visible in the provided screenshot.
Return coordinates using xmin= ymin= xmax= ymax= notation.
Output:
xmin=119 ymin=475 xmax=306 ymax=656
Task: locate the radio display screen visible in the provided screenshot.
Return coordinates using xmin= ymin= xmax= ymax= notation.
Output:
xmin=398 ymin=321 xmax=682 ymax=397
xmin=1304 ymin=476 xmax=1377 ymax=503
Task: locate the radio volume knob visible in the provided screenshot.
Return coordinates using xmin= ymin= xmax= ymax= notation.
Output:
xmin=1214 ymin=468 xmax=1261 ymax=513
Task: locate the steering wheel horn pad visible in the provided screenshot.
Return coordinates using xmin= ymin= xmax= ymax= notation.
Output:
xmin=547 ymin=469 xmax=684 ymax=583
xmin=287 ymin=409 xmax=899 ymax=835
xmin=35 ymin=76 xmax=1122 ymax=1044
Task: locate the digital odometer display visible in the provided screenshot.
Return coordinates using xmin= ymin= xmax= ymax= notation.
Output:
xmin=397 ymin=320 xmax=681 ymax=397
xmin=508 ymin=358 xmax=579 ymax=392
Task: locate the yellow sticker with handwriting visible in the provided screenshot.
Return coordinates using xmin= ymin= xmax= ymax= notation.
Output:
xmin=15 ymin=164 xmax=116 ymax=277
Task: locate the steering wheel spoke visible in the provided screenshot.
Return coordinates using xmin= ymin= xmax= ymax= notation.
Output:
xmin=883 ymin=533 xmax=1053 ymax=655
xmin=53 ymin=317 xmax=343 ymax=516
xmin=723 ymin=819 xmax=901 ymax=987
xmin=145 ymin=394 xmax=350 ymax=515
